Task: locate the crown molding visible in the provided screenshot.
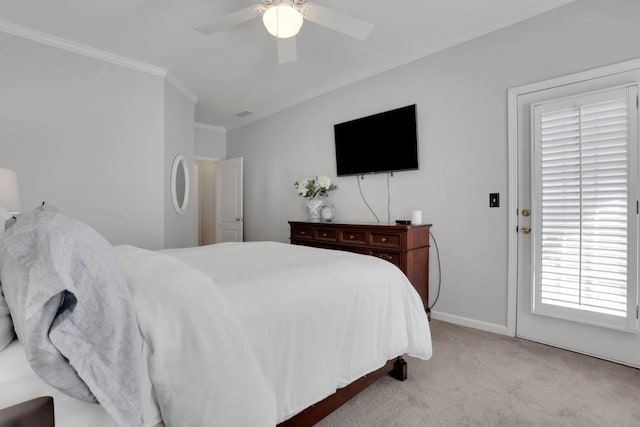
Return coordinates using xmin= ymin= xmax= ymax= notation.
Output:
xmin=0 ymin=18 xmax=165 ymax=76
xmin=194 ymin=156 xmax=222 ymax=162
xmin=195 ymin=122 xmax=226 ymax=133
xmin=0 ymin=18 xmax=198 ymax=104
xmin=166 ymin=72 xmax=199 ymax=104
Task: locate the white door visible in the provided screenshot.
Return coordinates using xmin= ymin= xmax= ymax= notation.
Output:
xmin=215 ymin=157 xmax=243 ymax=243
xmin=516 ymin=71 xmax=640 ymax=367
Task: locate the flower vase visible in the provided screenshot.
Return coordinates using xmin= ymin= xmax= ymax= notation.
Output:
xmin=306 ymin=198 xmax=323 ymax=222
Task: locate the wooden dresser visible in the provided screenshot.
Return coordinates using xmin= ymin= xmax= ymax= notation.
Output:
xmin=289 ymin=221 xmax=431 ymax=314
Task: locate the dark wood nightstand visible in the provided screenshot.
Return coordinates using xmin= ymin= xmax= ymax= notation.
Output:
xmin=0 ymin=397 xmax=54 ymax=427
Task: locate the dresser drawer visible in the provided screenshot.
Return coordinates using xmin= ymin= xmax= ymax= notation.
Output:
xmin=370 ymin=250 xmax=401 ymax=267
xmin=315 ymin=228 xmax=338 ymax=242
xmin=369 ymin=232 xmax=402 ymax=248
xmin=292 ymin=225 xmax=313 ymax=239
xmin=340 ymin=230 xmax=367 ymax=245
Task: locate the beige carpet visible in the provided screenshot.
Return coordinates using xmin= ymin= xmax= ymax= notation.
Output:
xmin=318 ymin=320 xmax=640 ymax=427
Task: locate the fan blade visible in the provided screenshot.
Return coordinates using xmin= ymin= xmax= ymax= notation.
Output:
xmin=304 ymin=3 xmax=373 ymax=41
xmin=278 ymin=37 xmax=297 ymax=64
xmin=195 ymin=6 xmax=262 ymax=35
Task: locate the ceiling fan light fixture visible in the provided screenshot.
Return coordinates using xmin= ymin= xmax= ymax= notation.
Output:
xmin=262 ymin=3 xmax=304 ymax=39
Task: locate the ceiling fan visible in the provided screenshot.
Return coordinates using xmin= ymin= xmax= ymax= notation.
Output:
xmin=195 ymin=0 xmax=374 ymax=64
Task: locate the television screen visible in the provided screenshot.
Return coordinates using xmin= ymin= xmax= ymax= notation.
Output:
xmin=334 ymin=104 xmax=418 ymax=176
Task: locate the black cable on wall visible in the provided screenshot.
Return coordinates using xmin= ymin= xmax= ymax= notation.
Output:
xmin=386 ymin=173 xmax=391 ymax=224
xmin=428 ymin=230 xmax=442 ymax=311
xmin=356 ymin=175 xmax=380 ymax=223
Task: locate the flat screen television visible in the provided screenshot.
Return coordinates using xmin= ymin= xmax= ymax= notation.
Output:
xmin=334 ymin=104 xmax=418 ymax=176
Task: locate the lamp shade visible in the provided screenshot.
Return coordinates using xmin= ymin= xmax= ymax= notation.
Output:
xmin=0 ymin=168 xmax=21 ymax=214
xmin=262 ymin=3 xmax=303 ymax=38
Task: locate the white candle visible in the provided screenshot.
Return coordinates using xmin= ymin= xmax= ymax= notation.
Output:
xmin=411 ymin=210 xmax=422 ymax=225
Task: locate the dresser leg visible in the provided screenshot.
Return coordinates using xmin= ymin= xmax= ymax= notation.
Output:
xmin=426 ymin=307 xmax=431 ymax=321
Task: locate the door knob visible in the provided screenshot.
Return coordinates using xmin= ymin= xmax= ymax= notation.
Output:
xmin=235 ymin=217 xmax=243 ymax=221
xmin=521 ymin=227 xmax=531 ymax=234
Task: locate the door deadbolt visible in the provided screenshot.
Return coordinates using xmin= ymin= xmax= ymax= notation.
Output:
xmin=521 ymin=227 xmax=531 ymax=234
xmin=521 ymin=209 xmax=530 ymax=217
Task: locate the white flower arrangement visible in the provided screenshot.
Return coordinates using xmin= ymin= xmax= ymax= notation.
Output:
xmin=294 ymin=175 xmax=338 ymax=199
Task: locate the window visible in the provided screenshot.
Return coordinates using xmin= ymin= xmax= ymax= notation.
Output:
xmin=532 ymin=85 xmax=639 ymax=330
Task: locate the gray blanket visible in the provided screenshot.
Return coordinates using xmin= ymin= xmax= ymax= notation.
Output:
xmin=0 ymin=206 xmax=152 ymax=426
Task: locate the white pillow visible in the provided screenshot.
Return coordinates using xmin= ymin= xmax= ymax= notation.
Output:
xmin=0 ymin=205 xmax=15 ymax=351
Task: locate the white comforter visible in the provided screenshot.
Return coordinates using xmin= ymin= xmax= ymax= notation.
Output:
xmin=115 ymin=246 xmax=277 ymax=427
xmin=164 ymin=242 xmax=432 ymax=423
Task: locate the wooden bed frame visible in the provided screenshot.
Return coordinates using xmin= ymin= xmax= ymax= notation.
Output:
xmin=0 ymin=358 xmax=407 ymax=427
xmin=278 ymin=356 xmax=408 ymax=426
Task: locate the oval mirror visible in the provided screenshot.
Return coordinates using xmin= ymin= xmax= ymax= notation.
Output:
xmin=171 ymin=155 xmax=190 ymax=215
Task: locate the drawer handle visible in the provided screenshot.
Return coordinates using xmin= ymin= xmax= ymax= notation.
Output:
xmin=378 ymin=254 xmax=393 ymax=260
xmin=321 ymin=232 xmax=328 ymax=237
xmin=349 ymin=235 xmax=355 ymax=240
xmin=381 ymin=237 xmax=388 ymax=243
xmin=300 ymin=231 xmax=306 ymax=235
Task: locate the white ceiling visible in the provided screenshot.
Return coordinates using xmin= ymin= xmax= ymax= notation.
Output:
xmin=0 ymin=0 xmax=574 ymax=129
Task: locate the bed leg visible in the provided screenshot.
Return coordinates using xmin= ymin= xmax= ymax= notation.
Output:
xmin=390 ymin=357 xmax=407 ymax=381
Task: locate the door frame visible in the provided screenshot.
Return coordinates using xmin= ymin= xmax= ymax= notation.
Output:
xmin=506 ymin=57 xmax=640 ymax=337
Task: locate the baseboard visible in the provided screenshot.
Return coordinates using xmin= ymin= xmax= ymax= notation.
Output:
xmin=431 ymin=310 xmax=510 ymax=336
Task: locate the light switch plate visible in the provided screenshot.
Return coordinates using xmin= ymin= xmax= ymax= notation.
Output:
xmin=489 ymin=193 xmax=499 ymax=208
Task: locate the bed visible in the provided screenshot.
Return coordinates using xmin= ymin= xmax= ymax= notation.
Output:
xmin=0 ymin=208 xmax=432 ymax=426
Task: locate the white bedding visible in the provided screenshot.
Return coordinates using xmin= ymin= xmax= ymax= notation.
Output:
xmin=116 ymin=245 xmax=277 ymax=427
xmin=0 ymin=241 xmax=431 ymax=426
xmin=165 ymin=241 xmax=432 ymax=423
xmin=0 ymin=340 xmax=118 ymax=427
xmin=0 ymin=340 xmax=162 ymax=427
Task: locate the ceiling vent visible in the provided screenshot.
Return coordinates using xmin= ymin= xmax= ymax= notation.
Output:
xmin=235 ymin=110 xmax=254 ymax=118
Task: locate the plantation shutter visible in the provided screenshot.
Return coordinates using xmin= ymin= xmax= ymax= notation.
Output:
xmin=532 ymin=85 xmax=639 ymax=330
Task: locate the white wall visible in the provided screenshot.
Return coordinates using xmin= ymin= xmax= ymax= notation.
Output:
xmin=0 ymin=36 xmax=166 ymax=249
xmin=195 ymin=125 xmax=226 ymax=160
xmin=164 ymin=81 xmax=196 ymax=249
xmin=227 ymin=0 xmax=640 ymax=329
